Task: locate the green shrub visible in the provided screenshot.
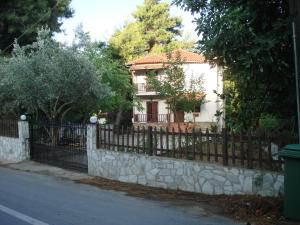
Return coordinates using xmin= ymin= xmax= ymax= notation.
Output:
xmin=258 ymin=114 xmax=280 ymax=131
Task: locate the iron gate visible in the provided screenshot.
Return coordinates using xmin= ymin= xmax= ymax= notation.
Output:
xmin=30 ymin=120 xmax=88 ymax=172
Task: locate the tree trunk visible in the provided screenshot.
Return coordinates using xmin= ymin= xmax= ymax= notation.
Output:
xmin=172 ymin=109 xmax=180 ymax=131
xmin=114 ymin=106 xmax=123 ymax=127
xmin=167 ymin=104 xmax=171 ymax=126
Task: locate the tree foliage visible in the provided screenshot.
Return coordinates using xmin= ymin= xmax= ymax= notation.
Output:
xmin=110 ymin=0 xmax=194 ymax=61
xmin=0 ymin=28 xmax=110 ymax=122
xmin=174 ymin=0 xmax=295 ymax=131
xmin=73 ymin=26 xmax=140 ymax=126
xmin=0 ymin=0 xmax=73 ymax=54
xmin=147 ymin=51 xmax=205 ymax=122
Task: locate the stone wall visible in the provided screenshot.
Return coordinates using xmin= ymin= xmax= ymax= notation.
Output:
xmin=87 ymin=125 xmax=283 ymax=197
xmin=0 ymin=121 xmax=29 ymax=162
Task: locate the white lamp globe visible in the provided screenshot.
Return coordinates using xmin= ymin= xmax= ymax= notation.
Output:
xmin=20 ymin=115 xmax=27 ymax=121
xmin=89 ymin=116 xmax=97 ymax=124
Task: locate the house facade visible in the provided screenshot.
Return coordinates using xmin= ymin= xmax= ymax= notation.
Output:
xmin=128 ymin=49 xmax=223 ymax=130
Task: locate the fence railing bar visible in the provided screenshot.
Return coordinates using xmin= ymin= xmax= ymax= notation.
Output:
xmin=121 ymin=126 xmax=124 ymax=152
xmin=258 ymin=132 xmax=263 ymax=169
xmin=240 ymin=133 xmax=245 ymax=166
xmin=104 ymin=125 xmax=107 ymax=150
xmin=199 ymin=128 xmax=203 ymax=161
xmin=192 ymin=128 xmax=196 ymax=160
xmin=172 ymin=127 xmax=175 ymax=158
xmin=126 ymin=126 xmax=130 ymax=152
xmin=136 ymin=126 xmax=139 ymax=153
xmin=231 ymin=131 xmax=236 ymax=165
xmin=160 ymin=127 xmax=163 ymax=153
xmin=166 ymin=126 xmax=169 ymax=157
xmin=247 ymin=132 xmax=253 ymax=169
xmin=185 ymin=127 xmax=188 ymax=159
xmin=116 ymin=126 xmax=119 ymax=152
xmin=131 ymin=126 xmax=134 ymax=153
xmin=112 ymin=125 xmax=118 ymax=151
xmin=0 ymin=119 xmax=19 ymax=138
xmin=154 ymin=126 xmax=157 ymax=155
xmin=147 ymin=126 xmax=153 ymax=156
xmin=267 ymin=135 xmax=273 ymax=170
xmin=142 ymin=126 xmax=146 ymax=154
xmin=94 ymin=125 xmax=289 ymax=172
xmin=206 ymin=128 xmax=210 ymax=162
xmin=214 ymin=131 xmax=218 ymax=162
xmin=222 ymin=128 xmax=228 ymax=166
xmin=179 ymin=128 xmax=182 ymax=159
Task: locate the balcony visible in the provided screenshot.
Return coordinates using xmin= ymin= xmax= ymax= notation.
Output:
xmin=134 ymin=114 xmax=170 ymax=123
xmin=135 ymin=83 xmax=156 ymax=94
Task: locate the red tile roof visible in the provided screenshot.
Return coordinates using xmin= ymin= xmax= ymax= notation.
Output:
xmin=128 ymin=49 xmax=205 ymax=66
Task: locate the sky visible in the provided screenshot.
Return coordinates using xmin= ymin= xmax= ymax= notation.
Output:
xmin=54 ymin=0 xmax=198 ymax=44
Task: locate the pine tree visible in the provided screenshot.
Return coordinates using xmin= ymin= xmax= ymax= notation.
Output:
xmin=0 ymin=0 xmax=73 ymax=54
xmin=110 ymin=0 xmax=193 ymax=61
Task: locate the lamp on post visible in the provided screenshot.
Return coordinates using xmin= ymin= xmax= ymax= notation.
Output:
xmin=20 ymin=112 xmax=32 ymax=121
xmin=289 ymin=0 xmax=300 ymax=143
xmin=89 ymin=115 xmax=97 ymax=124
xmin=20 ymin=115 xmax=27 ymax=121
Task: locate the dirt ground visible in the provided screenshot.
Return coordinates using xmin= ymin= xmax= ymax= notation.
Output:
xmin=78 ymin=177 xmax=299 ymax=225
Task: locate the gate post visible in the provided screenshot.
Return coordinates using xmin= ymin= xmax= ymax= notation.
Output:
xmin=87 ymin=123 xmax=97 ymax=154
xmin=18 ymin=120 xmax=30 ymax=160
xmin=87 ymin=123 xmax=97 ymax=174
xmin=87 ymin=124 xmax=97 ymax=151
xmin=26 ymin=114 xmax=34 ymax=159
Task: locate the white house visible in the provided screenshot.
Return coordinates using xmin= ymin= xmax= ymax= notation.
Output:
xmin=128 ymin=49 xmax=223 ymax=130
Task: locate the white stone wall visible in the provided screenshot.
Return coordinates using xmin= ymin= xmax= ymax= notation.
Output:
xmin=87 ymin=125 xmax=283 ymax=197
xmin=0 ymin=121 xmax=29 ymax=163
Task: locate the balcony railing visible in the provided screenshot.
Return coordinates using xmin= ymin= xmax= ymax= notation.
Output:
xmin=134 ymin=114 xmax=170 ymax=123
xmin=135 ymin=83 xmax=155 ymax=93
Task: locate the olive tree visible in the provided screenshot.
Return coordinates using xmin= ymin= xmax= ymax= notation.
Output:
xmin=0 ymin=28 xmax=111 ymax=122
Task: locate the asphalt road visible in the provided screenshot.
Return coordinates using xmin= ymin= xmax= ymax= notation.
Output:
xmin=0 ymin=167 xmax=242 ymax=225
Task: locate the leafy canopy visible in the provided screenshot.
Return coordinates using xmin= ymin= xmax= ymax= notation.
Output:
xmin=174 ymin=0 xmax=295 ymax=131
xmin=0 ymin=28 xmax=110 ymax=122
xmin=72 ymin=26 xmax=140 ymax=125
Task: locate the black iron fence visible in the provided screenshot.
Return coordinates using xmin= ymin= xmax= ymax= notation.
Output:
xmin=30 ymin=120 xmax=87 ymax=172
xmin=0 ymin=119 xmax=18 ymax=138
xmin=96 ymin=125 xmax=297 ymax=172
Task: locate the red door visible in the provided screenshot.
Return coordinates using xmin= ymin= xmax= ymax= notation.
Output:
xmin=175 ymin=111 xmax=184 ymax=122
xmin=147 ymin=101 xmax=158 ymax=122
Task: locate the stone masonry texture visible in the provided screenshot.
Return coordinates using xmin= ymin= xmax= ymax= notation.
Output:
xmin=86 ymin=125 xmax=283 ymax=197
xmin=87 ymin=147 xmax=283 ymax=197
xmin=0 ymin=121 xmax=29 ymax=162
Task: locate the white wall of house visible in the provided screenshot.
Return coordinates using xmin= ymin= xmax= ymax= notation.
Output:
xmin=182 ymin=63 xmax=221 ymax=124
xmin=132 ymin=63 xmax=223 ymax=127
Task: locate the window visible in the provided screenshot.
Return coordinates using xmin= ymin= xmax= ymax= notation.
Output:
xmin=146 ymin=70 xmax=159 ymax=76
xmin=194 ymin=105 xmax=201 ymax=112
